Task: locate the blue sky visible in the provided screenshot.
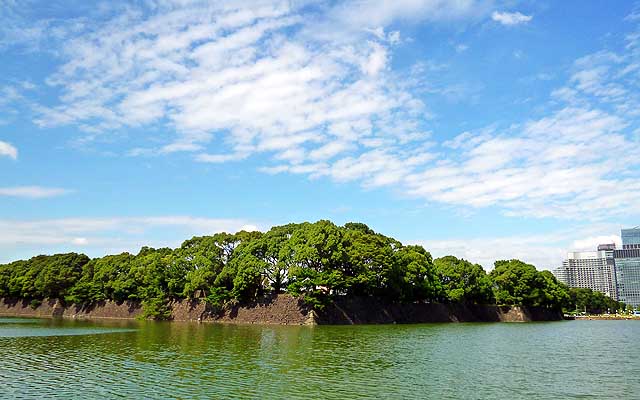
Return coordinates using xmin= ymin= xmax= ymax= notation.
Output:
xmin=1 ymin=0 xmax=639 ymax=268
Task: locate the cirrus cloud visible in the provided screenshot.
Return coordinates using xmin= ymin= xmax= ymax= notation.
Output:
xmin=14 ymin=1 xmax=640 ymax=221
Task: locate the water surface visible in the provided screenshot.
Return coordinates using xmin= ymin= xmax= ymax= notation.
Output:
xmin=0 ymin=318 xmax=638 ymax=399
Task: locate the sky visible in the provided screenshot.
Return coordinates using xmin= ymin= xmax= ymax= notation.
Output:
xmin=1 ymin=0 xmax=639 ymax=269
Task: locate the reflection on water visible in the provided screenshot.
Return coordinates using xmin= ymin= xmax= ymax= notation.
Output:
xmin=0 ymin=318 xmax=638 ymax=399
xmin=0 ymin=317 xmax=136 ymax=338
xmin=0 ymin=318 xmax=42 ymax=324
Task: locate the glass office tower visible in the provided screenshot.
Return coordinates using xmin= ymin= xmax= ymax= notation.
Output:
xmin=622 ymin=227 xmax=640 ymax=250
xmin=614 ymin=248 xmax=640 ymax=308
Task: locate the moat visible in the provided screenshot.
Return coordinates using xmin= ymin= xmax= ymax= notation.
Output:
xmin=0 ymin=317 xmax=638 ymax=399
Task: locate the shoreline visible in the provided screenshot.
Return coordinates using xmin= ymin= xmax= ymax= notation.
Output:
xmin=574 ymin=315 xmax=640 ymax=321
xmin=0 ymin=295 xmax=563 ymax=325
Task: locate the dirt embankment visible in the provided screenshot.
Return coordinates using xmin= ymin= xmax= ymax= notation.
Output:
xmin=0 ymin=295 xmax=561 ymax=325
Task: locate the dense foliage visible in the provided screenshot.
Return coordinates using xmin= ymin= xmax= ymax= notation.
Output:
xmin=488 ymin=260 xmax=626 ymax=312
xmin=564 ymin=287 xmax=628 ymax=314
xmin=433 ymin=256 xmax=494 ymax=304
xmin=0 ymin=220 xmax=625 ymax=318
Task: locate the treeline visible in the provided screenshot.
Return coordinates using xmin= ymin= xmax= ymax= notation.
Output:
xmin=566 ymin=287 xmax=626 ymax=314
xmin=0 ymin=220 xmax=626 ymax=318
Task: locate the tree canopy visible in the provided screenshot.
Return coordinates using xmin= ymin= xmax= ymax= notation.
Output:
xmin=0 ymin=220 xmax=623 ymax=318
xmin=434 ymin=256 xmax=494 ymax=304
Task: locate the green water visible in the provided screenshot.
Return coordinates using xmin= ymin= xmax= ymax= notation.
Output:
xmin=0 ymin=318 xmax=638 ymax=399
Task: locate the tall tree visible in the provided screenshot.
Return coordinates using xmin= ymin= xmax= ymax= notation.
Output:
xmin=393 ymin=245 xmax=442 ymax=302
xmin=434 ymin=256 xmax=494 ymax=304
xmin=490 ymin=259 xmax=544 ymax=306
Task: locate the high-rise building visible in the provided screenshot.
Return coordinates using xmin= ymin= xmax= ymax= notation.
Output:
xmin=553 ymin=227 xmax=640 ymax=307
xmin=553 ymin=249 xmax=618 ymax=299
xmin=613 ymin=248 xmax=640 ymax=308
xmin=622 ymin=227 xmax=640 ymax=250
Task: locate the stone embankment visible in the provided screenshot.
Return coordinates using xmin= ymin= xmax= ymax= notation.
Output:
xmin=0 ymin=296 xmax=314 ymax=325
xmin=0 ymin=295 xmax=562 ymax=325
xmin=317 ymin=297 xmax=562 ymax=324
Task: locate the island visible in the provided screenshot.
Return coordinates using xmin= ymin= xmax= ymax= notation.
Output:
xmin=0 ymin=220 xmax=626 ymax=324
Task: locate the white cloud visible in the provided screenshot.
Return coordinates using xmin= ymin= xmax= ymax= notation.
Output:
xmin=0 ymin=186 xmax=70 ymax=199
xmin=195 ymin=152 xmax=248 ymax=163
xmin=160 ymin=142 xmax=203 ymax=154
xmin=417 ymin=235 xmax=567 ymax=271
xmin=455 ymin=43 xmax=468 ymax=53
xmin=388 ymin=30 xmax=401 ymax=44
xmin=0 ymin=216 xmax=263 ymax=262
xmin=332 ymin=0 xmax=491 ymax=28
xmin=413 ymin=223 xmax=628 ymax=270
xmin=571 ymin=235 xmax=621 ymax=251
xmin=396 ymin=21 xmax=640 ymax=219
xmin=491 ymin=11 xmax=533 ymax=26
xmin=404 ymin=106 xmax=640 ymax=219
xmin=30 ymin=0 xmax=435 ymax=188
xmin=13 ymin=1 xmax=640 ymax=221
xmin=362 ymin=41 xmax=388 ymax=76
xmin=626 ymin=4 xmax=640 ymax=22
xmin=309 ymin=141 xmax=353 ymax=160
xmin=71 ymin=237 xmax=89 ymax=246
xmin=0 ymin=140 xmax=17 ymax=159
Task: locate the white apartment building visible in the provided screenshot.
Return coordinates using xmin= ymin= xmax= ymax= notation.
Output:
xmin=552 ymin=227 xmax=640 ymax=307
xmin=553 ymin=249 xmax=618 ymax=300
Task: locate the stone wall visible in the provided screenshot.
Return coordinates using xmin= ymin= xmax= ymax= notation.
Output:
xmin=0 ymin=296 xmax=313 ymax=325
xmin=316 ymin=297 xmax=562 ymax=324
xmin=0 ymin=298 xmax=145 ymax=320
xmin=0 ymin=295 xmax=562 ymax=325
xmin=205 ymin=295 xmax=314 ymax=325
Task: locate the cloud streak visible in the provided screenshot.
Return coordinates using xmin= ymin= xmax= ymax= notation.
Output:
xmin=0 ymin=140 xmax=17 ymax=159
xmin=0 ymin=216 xmax=262 ymax=263
xmin=0 ymin=186 xmax=70 ymax=199
xmin=0 ymin=216 xmax=260 ymax=245
xmin=491 ymin=11 xmax=532 ymax=26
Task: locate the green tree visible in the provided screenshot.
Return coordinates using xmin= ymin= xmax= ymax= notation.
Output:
xmin=342 ymin=224 xmax=398 ymax=297
xmin=286 ymin=221 xmax=348 ymax=307
xmin=538 ymin=270 xmax=569 ymax=310
xmin=29 ymin=253 xmax=89 ymax=300
xmin=434 ymin=256 xmax=494 ymax=304
xmin=178 ymin=231 xmax=262 ymax=299
xmin=243 ymin=224 xmax=300 ymax=293
xmin=393 ymin=245 xmax=442 ymax=302
xmin=490 ymin=259 xmax=544 ymax=306
xmin=0 ymin=220 xmax=587 ymax=315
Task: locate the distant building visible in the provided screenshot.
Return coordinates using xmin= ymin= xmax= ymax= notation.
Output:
xmin=597 ymin=243 xmax=616 ymax=251
xmin=553 ymin=249 xmax=618 ymax=300
xmin=553 ymin=227 xmax=640 ymax=308
xmin=613 ymin=248 xmax=640 ymax=308
xmin=622 ymin=227 xmax=640 ymax=250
